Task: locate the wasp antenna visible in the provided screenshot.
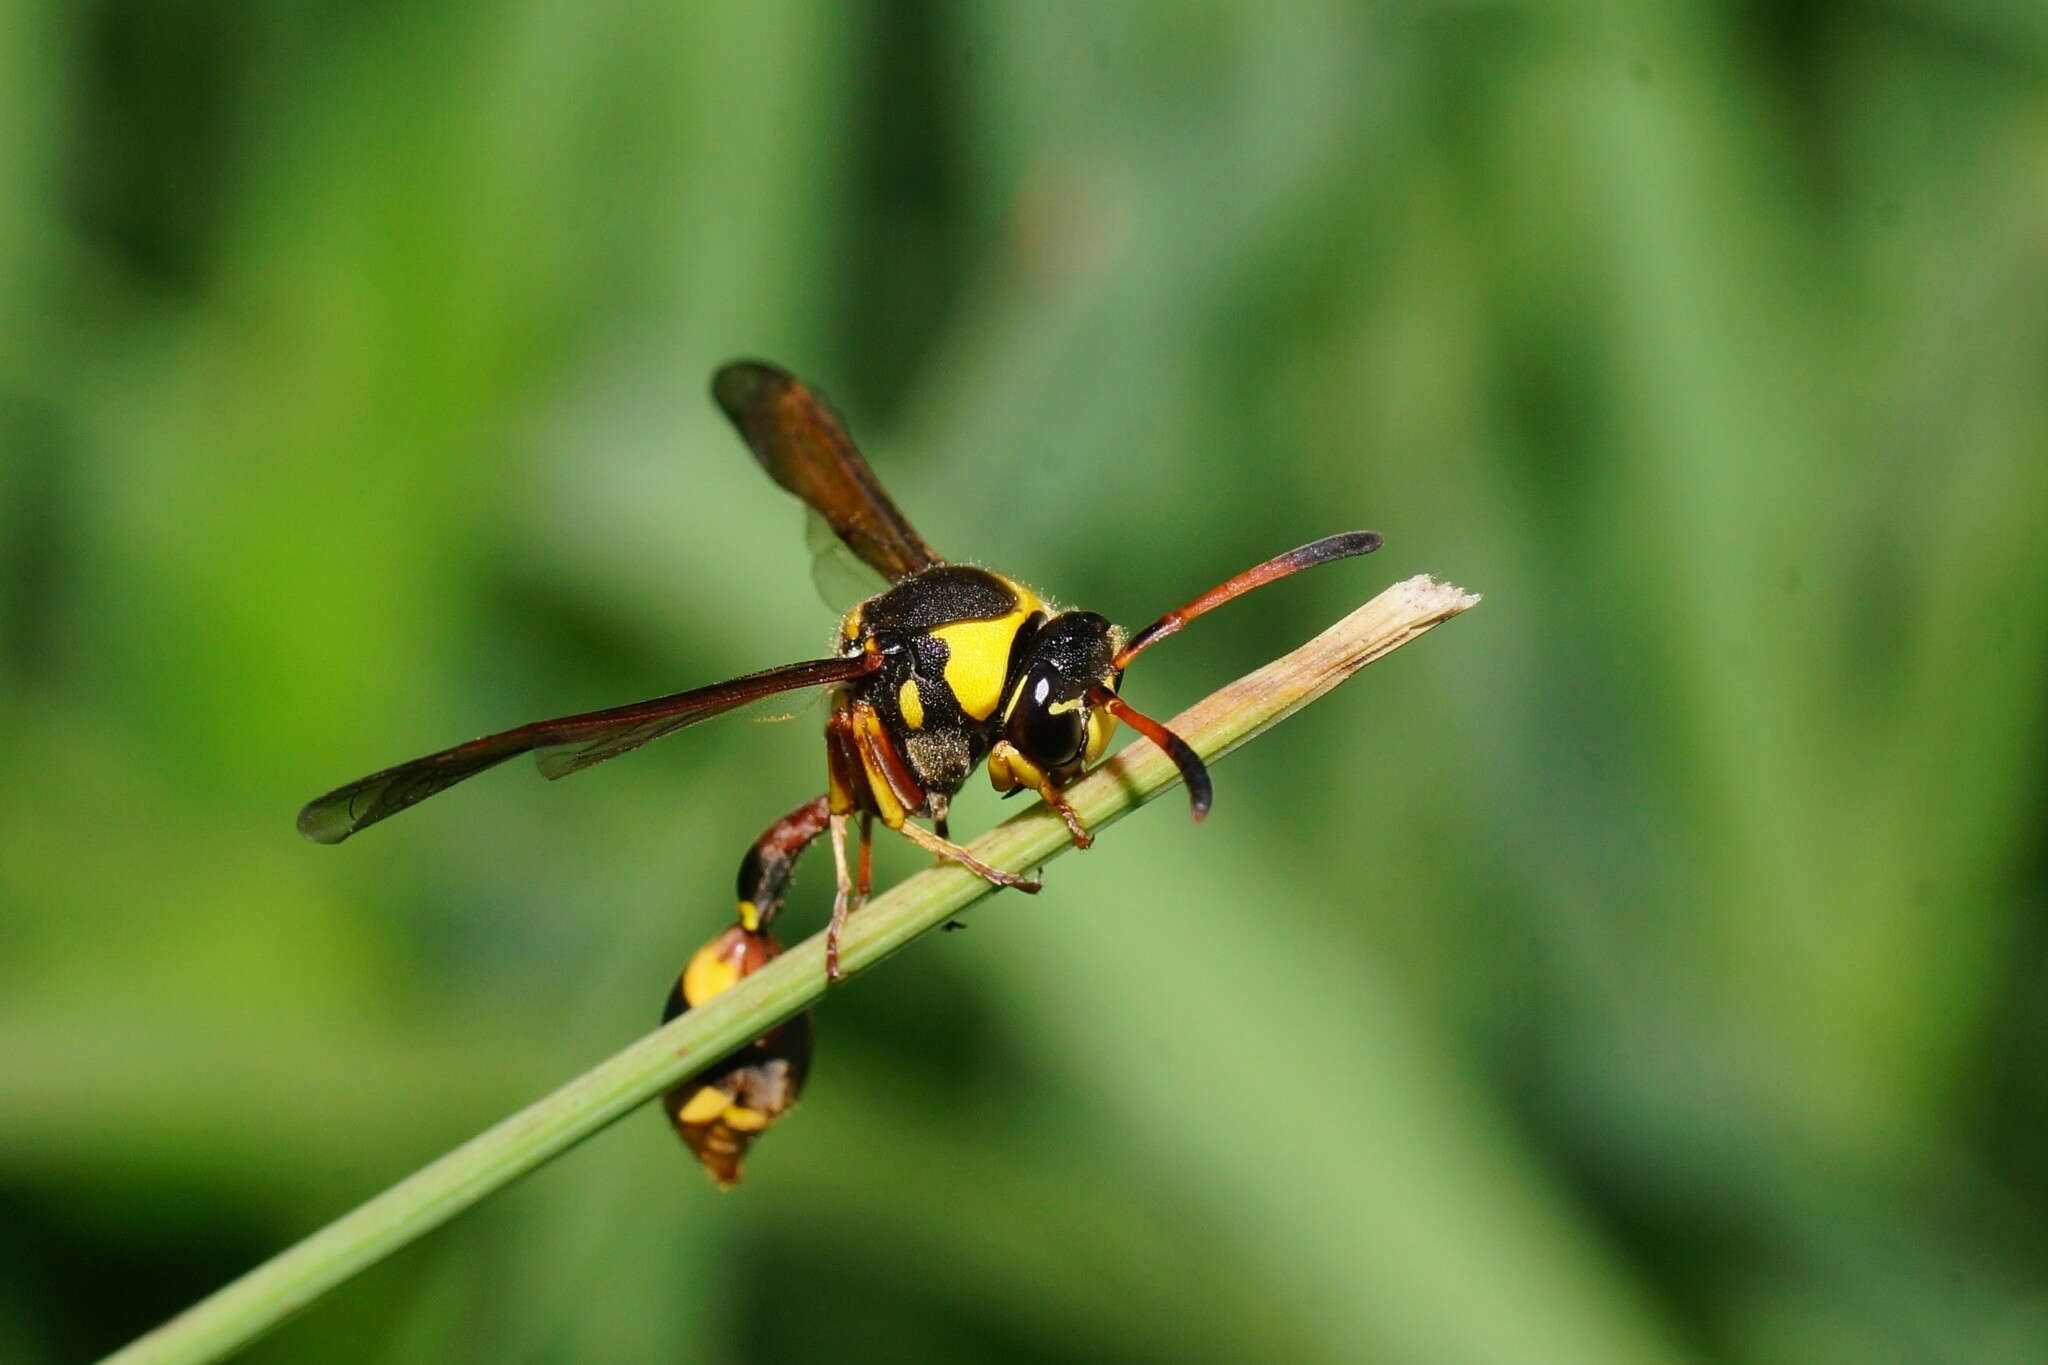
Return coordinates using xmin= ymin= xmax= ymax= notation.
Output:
xmin=1114 ymin=530 xmax=1382 ymax=670
xmin=1089 ymin=687 xmax=1212 ymax=822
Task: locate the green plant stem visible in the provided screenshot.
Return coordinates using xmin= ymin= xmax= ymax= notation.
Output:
xmin=100 ymin=573 xmax=1480 ymax=1365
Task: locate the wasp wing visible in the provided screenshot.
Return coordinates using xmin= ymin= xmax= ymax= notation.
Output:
xmin=297 ymin=654 xmax=878 ymax=844
xmin=805 ymin=508 xmax=892 ymax=614
xmin=714 ymin=360 xmax=942 ymax=584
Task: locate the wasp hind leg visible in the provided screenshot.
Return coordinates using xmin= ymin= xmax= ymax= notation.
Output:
xmin=896 ymin=819 xmax=1042 ymax=893
xmin=821 ymin=811 xmax=876 ymax=983
xmin=825 ymin=813 xmax=854 ymax=982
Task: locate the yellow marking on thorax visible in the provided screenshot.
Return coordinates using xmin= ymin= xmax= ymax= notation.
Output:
xmin=931 ymin=597 xmax=1039 ymax=722
xmin=736 ymin=899 xmax=762 ymax=932
xmin=841 ymin=605 xmax=863 ymax=641
xmin=896 ymin=678 xmax=925 ymax=728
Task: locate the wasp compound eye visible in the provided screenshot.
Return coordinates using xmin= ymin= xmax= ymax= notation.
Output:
xmin=1010 ymin=671 xmax=1086 ymax=768
xmin=1002 ymin=610 xmax=1117 ymax=773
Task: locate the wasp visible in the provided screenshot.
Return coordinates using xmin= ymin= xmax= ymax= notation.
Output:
xmin=299 ymin=361 xmax=1380 ymax=1184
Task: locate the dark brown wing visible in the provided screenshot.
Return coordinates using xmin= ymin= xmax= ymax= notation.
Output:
xmin=297 ymin=654 xmax=879 ymax=844
xmin=713 ymin=360 xmax=942 ymax=583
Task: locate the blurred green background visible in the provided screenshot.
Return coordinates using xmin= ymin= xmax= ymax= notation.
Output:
xmin=5 ymin=1 xmax=2048 ymax=1361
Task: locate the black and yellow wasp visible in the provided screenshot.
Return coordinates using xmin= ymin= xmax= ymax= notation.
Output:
xmin=299 ymin=361 xmax=1380 ymax=1184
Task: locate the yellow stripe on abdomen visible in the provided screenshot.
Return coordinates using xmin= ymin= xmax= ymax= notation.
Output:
xmin=675 ymin=1085 xmax=731 ymax=1126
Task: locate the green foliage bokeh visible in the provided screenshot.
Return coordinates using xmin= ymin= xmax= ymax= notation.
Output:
xmin=4 ymin=3 xmax=2046 ymax=1362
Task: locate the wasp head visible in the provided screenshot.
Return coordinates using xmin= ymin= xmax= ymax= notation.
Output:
xmin=991 ymin=612 xmax=1123 ymax=793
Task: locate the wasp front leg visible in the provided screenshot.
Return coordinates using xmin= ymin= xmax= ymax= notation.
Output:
xmin=847 ymin=699 xmax=1042 ymax=894
xmin=1033 ymin=775 xmax=1092 ymax=850
xmin=988 ymin=739 xmax=1093 ymax=850
xmin=891 ymin=820 xmax=1039 ymax=888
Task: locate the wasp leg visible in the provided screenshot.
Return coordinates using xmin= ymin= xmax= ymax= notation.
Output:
xmin=897 ymin=819 xmax=1042 ymax=893
xmin=1034 ymin=777 xmax=1092 ymax=850
xmin=987 ymin=739 xmax=1089 ymax=849
xmin=824 ymin=811 xmax=874 ymax=981
xmin=848 ymin=699 xmax=926 ymax=828
xmin=856 ymin=811 xmax=874 ymax=901
xmin=826 ymin=812 xmax=856 ymax=981
xmin=734 ymin=794 xmax=832 ymax=932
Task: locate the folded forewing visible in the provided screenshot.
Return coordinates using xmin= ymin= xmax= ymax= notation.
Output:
xmin=297 ymin=654 xmax=878 ymax=844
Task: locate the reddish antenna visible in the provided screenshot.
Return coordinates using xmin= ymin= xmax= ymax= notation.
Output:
xmin=1114 ymin=531 xmax=1382 ymax=670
